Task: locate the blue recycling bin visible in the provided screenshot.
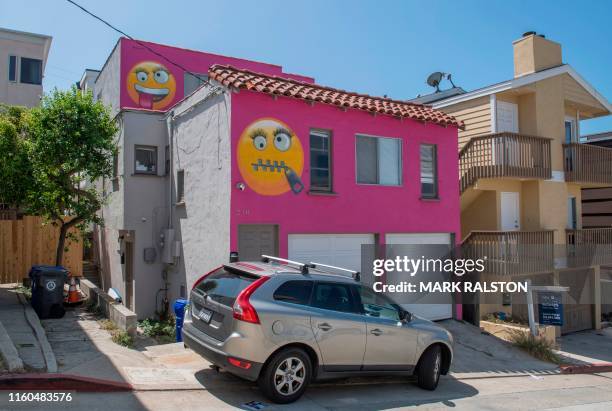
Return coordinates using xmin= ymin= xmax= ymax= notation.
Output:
xmin=174 ymin=299 xmax=188 ymax=342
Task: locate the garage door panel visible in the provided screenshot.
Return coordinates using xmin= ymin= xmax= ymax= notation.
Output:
xmin=288 ymin=234 xmax=374 ymax=273
xmin=385 ymin=233 xmax=453 ymax=321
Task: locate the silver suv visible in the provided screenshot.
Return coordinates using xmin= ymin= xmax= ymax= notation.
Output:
xmin=182 ymin=256 xmax=454 ymax=404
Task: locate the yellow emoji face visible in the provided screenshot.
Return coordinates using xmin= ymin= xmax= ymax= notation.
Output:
xmin=126 ymin=61 xmax=176 ymax=110
xmin=237 ymin=118 xmax=304 ymax=196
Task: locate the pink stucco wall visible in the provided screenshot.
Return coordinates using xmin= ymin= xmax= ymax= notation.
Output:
xmin=229 ymin=90 xmax=461 ymax=255
xmin=119 ymin=38 xmax=314 ymax=111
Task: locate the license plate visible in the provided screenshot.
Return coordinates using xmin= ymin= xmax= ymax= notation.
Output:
xmin=195 ymin=307 xmax=213 ymax=323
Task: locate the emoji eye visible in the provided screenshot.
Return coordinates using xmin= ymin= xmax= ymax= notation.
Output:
xmin=154 ymin=70 xmax=169 ymax=84
xmin=136 ymin=71 xmax=148 ymax=82
xmin=274 ymin=132 xmax=291 ymax=151
xmin=253 ymin=135 xmax=267 ymax=151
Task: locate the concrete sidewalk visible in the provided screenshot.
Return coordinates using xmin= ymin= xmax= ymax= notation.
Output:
xmin=441 ymin=320 xmax=559 ymax=378
xmin=0 ymin=285 xmax=49 ymax=371
xmin=555 ymin=327 xmax=612 ymax=365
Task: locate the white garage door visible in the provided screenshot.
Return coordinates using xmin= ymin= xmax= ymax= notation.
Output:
xmin=288 ymin=234 xmax=375 ymax=272
xmin=385 ymin=233 xmax=453 ymax=321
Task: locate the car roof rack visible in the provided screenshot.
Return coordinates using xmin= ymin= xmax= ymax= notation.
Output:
xmin=261 ymin=255 xmax=314 ymax=274
xmin=309 ymin=262 xmax=360 ymax=282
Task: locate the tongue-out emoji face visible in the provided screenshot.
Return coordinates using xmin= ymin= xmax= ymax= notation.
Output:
xmin=126 ymin=61 xmax=176 ymax=110
xmin=237 ymin=118 xmax=304 ymax=196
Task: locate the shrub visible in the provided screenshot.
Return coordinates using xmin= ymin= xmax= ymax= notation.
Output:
xmin=509 ymin=330 xmax=561 ymax=364
xmin=111 ymin=330 xmax=134 ymax=348
xmin=138 ymin=318 xmax=175 ymax=340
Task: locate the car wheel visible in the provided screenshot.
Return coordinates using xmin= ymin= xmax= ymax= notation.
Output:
xmin=417 ymin=345 xmax=442 ymax=390
xmin=258 ymin=348 xmax=311 ymax=404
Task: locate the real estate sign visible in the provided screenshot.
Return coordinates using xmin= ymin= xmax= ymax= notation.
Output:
xmin=538 ymin=292 xmax=564 ymax=326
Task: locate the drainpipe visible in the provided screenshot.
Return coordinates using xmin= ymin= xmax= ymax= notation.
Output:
xmin=166 ymin=111 xmax=175 ymax=229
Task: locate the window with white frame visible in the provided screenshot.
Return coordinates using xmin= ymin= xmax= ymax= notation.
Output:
xmin=356 ymin=135 xmax=401 ymax=185
xmin=134 ymin=145 xmax=157 ymax=175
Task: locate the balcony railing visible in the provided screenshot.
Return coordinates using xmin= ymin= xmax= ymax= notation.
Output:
xmin=563 ymin=143 xmax=612 ymax=185
xmin=462 ymin=230 xmax=555 ymax=275
xmin=566 ymin=228 xmax=612 ymax=245
xmin=459 ymin=133 xmax=552 ymax=193
xmin=566 ymin=228 xmax=612 ymax=267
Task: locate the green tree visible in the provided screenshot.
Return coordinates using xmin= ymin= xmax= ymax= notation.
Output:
xmin=25 ymin=88 xmax=117 ymax=265
xmin=0 ymin=104 xmax=34 ymax=208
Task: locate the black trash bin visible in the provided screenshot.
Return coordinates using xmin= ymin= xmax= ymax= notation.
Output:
xmin=29 ymin=265 xmax=68 ymax=319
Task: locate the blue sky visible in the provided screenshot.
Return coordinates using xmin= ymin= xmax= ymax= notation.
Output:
xmin=2 ymin=0 xmax=611 ymax=134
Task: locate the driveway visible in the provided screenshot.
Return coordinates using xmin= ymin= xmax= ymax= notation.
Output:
xmin=556 ymin=327 xmax=612 ymax=364
xmin=440 ymin=320 xmax=559 ymax=378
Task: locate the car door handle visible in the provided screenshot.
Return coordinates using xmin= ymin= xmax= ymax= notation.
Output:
xmin=317 ymin=323 xmax=332 ymax=331
xmin=370 ymin=328 xmax=383 ymax=336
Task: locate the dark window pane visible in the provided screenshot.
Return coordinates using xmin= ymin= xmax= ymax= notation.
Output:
xmin=177 ymin=170 xmax=185 ymax=202
xmin=8 ymin=56 xmax=16 ymax=82
xmin=195 ymin=268 xmax=257 ymax=307
xmin=356 ymin=136 xmax=377 ymax=184
xmin=420 ymin=144 xmax=438 ymax=198
xmin=135 ymin=145 xmax=157 ymax=174
xmin=20 ymin=57 xmax=42 ymax=85
xmin=310 ymin=169 xmax=330 ymax=188
xmin=311 ymin=151 xmax=329 ymax=168
xmin=312 ymin=283 xmax=356 ymax=313
xmin=273 ymin=280 xmax=313 ymax=305
xmin=310 ymin=131 xmax=331 ymax=190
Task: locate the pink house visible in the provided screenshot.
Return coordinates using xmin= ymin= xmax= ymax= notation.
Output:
xmin=91 ymin=38 xmax=462 ymax=320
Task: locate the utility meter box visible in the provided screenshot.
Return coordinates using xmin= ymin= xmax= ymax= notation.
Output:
xmin=161 ymin=229 xmax=175 ymax=264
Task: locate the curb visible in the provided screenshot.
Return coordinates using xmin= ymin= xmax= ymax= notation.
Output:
xmin=0 ymin=321 xmax=24 ymax=372
xmin=0 ymin=374 xmax=133 ymax=392
xmin=560 ymin=363 xmax=612 ymax=374
xmin=16 ymin=293 xmax=58 ymax=373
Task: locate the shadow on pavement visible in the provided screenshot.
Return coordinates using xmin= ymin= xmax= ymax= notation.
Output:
xmin=196 ymin=369 xmax=479 ymax=410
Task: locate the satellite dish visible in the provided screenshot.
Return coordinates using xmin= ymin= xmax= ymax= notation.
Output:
xmin=426 ymin=72 xmax=445 ymax=92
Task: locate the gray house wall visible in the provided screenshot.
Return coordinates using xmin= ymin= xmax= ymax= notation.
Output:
xmin=94 ymin=42 xmax=121 ymax=117
xmin=97 ymin=110 xmax=169 ymax=318
xmin=122 ymin=110 xmax=169 ymax=317
xmin=169 ymin=85 xmax=232 ymax=297
xmin=92 ymin=43 xmax=232 ymax=318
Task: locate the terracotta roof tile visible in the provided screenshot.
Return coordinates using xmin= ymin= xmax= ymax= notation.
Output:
xmin=208 ymin=65 xmax=464 ymax=129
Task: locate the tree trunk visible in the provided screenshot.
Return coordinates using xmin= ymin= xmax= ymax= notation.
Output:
xmin=55 ymin=222 xmax=68 ymax=267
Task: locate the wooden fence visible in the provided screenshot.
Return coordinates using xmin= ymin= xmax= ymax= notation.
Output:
xmin=0 ymin=216 xmax=83 ymax=284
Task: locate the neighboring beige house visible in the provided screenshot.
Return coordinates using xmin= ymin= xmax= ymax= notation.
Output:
xmin=424 ymin=32 xmax=612 ymax=334
xmin=0 ymin=27 xmax=52 ymax=107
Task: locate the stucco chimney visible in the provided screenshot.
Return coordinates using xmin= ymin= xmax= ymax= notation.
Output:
xmin=513 ymin=32 xmax=562 ymax=78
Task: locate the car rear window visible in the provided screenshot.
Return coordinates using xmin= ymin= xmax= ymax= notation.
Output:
xmin=194 ymin=268 xmax=258 ymax=307
xmin=273 ymin=280 xmax=313 ymax=306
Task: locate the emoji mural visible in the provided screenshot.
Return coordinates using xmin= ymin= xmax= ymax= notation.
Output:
xmin=237 ymin=118 xmax=305 ymax=196
xmin=126 ymin=61 xmax=176 ymax=110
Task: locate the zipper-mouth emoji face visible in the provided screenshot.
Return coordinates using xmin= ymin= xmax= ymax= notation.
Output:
xmin=237 ymin=118 xmax=304 ymax=196
xmin=126 ymin=61 xmax=176 ymax=110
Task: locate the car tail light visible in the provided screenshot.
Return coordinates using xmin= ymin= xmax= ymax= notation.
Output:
xmin=233 ymin=276 xmax=270 ymax=324
xmin=228 ymin=357 xmax=252 ymax=370
xmin=192 ymin=266 xmax=222 ymax=290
